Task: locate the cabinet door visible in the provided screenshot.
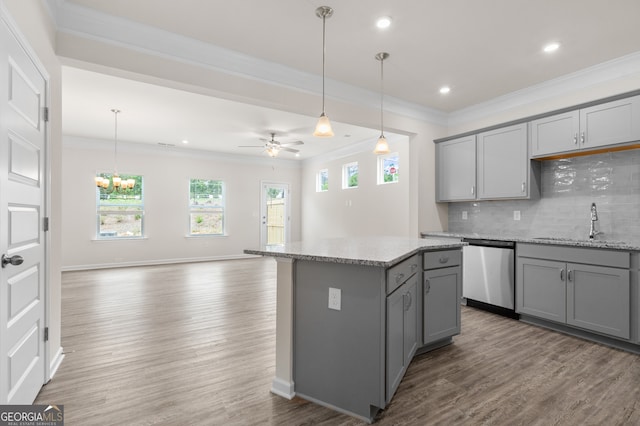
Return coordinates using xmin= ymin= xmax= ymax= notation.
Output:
xmin=477 ymin=123 xmax=528 ymax=199
xmin=580 ymin=95 xmax=640 ymax=150
xmin=386 ymin=285 xmax=405 ymax=402
xmin=530 ymin=111 xmax=580 ymax=157
xmin=423 ymin=266 xmax=461 ymax=345
xmin=436 ymin=135 xmax=476 ymax=202
xmin=403 ymin=275 xmax=419 ymax=368
xmin=516 ymin=257 xmax=566 ymax=323
xmin=566 ymin=263 xmax=630 ymax=339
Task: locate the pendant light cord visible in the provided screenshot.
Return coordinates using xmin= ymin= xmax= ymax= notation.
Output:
xmin=112 ymin=109 xmax=120 ymax=175
xmin=380 ymin=57 xmax=384 ymax=137
xmin=321 ymin=14 xmax=326 ymax=114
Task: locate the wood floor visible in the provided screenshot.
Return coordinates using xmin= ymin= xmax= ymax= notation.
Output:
xmin=36 ymin=258 xmax=640 ymax=425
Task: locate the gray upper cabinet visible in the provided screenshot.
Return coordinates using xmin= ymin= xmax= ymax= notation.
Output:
xmin=436 ymin=135 xmax=476 ymax=202
xmin=530 ymin=95 xmax=640 ymax=158
xmin=477 ymin=123 xmax=529 ymax=199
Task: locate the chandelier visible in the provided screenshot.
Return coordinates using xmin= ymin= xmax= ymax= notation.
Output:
xmin=95 ymin=109 xmax=135 ymax=190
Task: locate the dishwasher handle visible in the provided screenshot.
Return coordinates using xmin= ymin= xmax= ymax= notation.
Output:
xmin=463 ymin=238 xmax=515 ymax=249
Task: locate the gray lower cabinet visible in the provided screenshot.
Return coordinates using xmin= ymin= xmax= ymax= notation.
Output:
xmin=516 ymin=244 xmax=631 ymax=340
xmin=423 ymin=266 xmax=461 ymax=344
xmin=530 ymin=94 xmax=640 ymax=158
xmin=386 ymin=274 xmax=418 ymax=403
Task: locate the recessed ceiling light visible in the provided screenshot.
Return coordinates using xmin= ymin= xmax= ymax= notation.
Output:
xmin=182 ymin=139 xmax=189 ymax=144
xmin=439 ymin=86 xmax=451 ymax=94
xmin=543 ymin=42 xmax=560 ymax=53
xmin=376 ymin=16 xmax=392 ymax=29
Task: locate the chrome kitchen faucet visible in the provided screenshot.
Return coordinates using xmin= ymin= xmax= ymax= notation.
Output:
xmin=589 ymin=202 xmax=600 ymax=239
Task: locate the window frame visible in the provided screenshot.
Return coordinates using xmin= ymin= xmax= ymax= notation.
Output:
xmin=316 ymin=168 xmax=329 ymax=192
xmin=188 ymin=178 xmax=226 ymax=237
xmin=96 ymin=173 xmax=145 ymax=240
xmin=377 ymin=152 xmax=400 ymax=185
xmin=342 ymin=162 xmax=359 ymax=189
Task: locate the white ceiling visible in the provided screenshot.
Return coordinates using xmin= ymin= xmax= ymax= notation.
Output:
xmin=57 ymin=0 xmax=640 ymax=159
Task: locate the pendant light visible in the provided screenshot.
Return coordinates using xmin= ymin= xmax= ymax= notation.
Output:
xmin=373 ymin=52 xmax=391 ymax=154
xmin=95 ymin=109 xmax=135 ymax=191
xmin=313 ymin=6 xmax=334 ymax=137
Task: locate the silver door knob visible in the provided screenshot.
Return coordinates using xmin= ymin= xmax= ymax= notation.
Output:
xmin=1 ymin=254 xmax=23 ymax=268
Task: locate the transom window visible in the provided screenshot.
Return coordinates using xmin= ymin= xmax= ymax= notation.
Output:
xmin=189 ymin=179 xmax=225 ymax=235
xmin=96 ymin=173 xmax=144 ymax=239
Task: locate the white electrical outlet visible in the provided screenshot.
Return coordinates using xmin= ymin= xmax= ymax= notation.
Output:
xmin=462 ymin=211 xmax=468 ymax=220
xmin=328 ymin=287 xmax=341 ymax=311
xmin=513 ymin=210 xmax=521 ymax=221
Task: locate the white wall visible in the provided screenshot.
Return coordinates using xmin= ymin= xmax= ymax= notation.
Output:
xmin=62 ymin=137 xmax=302 ymax=269
xmin=301 ymin=137 xmax=411 ymax=240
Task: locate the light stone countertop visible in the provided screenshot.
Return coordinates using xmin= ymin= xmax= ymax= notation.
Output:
xmin=420 ymin=231 xmax=640 ymax=252
xmin=244 ymin=236 xmax=465 ymax=267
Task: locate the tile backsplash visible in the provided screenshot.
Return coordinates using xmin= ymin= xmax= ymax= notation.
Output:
xmin=447 ymin=149 xmax=640 ymax=241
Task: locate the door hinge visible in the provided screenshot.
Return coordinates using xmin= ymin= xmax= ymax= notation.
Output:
xmin=43 ymin=217 xmax=49 ymax=232
xmin=43 ymin=107 xmax=49 ymax=122
xmin=44 ymin=327 xmax=49 ymax=342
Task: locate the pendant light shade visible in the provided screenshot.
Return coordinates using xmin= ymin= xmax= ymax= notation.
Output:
xmin=313 ymin=6 xmax=334 ymax=137
xmin=373 ymin=52 xmax=390 ymax=154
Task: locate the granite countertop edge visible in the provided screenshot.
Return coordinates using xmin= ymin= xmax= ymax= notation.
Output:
xmin=420 ymin=231 xmax=640 ymax=252
xmin=244 ymin=240 xmax=465 ymax=268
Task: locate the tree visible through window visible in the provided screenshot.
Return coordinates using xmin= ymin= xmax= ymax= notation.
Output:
xmin=189 ymin=179 xmax=225 ymax=235
xmin=316 ymin=169 xmax=328 ymax=192
xmin=343 ymin=162 xmax=358 ymax=189
xmin=96 ymin=173 xmax=144 ymax=238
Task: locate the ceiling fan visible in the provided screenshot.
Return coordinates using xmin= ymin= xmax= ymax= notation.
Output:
xmin=238 ymin=133 xmax=304 ymax=157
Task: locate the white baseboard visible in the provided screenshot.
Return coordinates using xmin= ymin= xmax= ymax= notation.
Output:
xmin=49 ymin=347 xmax=65 ymax=380
xmin=271 ymin=377 xmax=295 ymax=400
xmin=61 ymin=253 xmax=261 ymax=271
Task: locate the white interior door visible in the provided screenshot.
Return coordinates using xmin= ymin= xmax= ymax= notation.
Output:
xmin=260 ymin=182 xmax=290 ymax=247
xmin=0 ymin=17 xmax=48 ymax=404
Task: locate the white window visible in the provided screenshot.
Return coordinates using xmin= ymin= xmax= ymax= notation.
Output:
xmin=189 ymin=179 xmax=225 ymax=235
xmin=316 ymin=169 xmax=329 ymax=192
xmin=377 ymin=153 xmax=399 ymax=185
xmin=96 ymin=173 xmax=144 ymax=239
xmin=342 ymin=162 xmax=359 ymax=189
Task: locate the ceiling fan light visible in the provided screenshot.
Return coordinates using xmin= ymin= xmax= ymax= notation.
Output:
xmin=313 ymin=113 xmax=334 ymax=137
xmin=373 ymin=135 xmax=390 ymax=154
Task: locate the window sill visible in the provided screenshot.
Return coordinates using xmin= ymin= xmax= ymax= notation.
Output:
xmin=92 ymin=236 xmax=148 ymax=242
xmin=185 ymin=234 xmax=229 ymax=239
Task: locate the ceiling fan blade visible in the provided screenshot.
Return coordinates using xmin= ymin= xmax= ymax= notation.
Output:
xmin=280 ymin=140 xmax=304 ymax=147
xmin=280 ymin=147 xmax=299 ymax=153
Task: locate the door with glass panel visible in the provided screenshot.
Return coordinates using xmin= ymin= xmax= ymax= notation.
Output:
xmin=260 ymin=183 xmax=289 ymax=247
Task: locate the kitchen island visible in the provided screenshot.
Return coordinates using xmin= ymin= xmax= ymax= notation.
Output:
xmin=245 ymin=237 xmax=465 ymax=423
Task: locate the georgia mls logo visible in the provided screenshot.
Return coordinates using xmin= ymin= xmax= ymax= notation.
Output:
xmin=0 ymin=404 xmax=64 ymax=426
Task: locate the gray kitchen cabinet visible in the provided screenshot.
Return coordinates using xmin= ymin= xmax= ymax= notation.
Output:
xmin=516 ymin=257 xmax=566 ymax=323
xmin=566 ymin=263 xmax=630 ymax=339
xmin=423 ymin=266 xmax=461 ymax=344
xmin=422 ymin=250 xmax=462 ymax=345
xmin=530 ymin=95 xmax=640 ymax=158
xmin=436 ymin=135 xmax=476 ymax=202
xmin=386 ymin=274 xmax=418 ymax=402
xmin=477 ymin=123 xmax=529 ymax=199
xmin=516 ymin=243 xmax=631 ymax=340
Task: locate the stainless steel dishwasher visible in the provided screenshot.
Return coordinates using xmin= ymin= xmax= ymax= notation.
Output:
xmin=462 ymin=238 xmax=518 ymax=318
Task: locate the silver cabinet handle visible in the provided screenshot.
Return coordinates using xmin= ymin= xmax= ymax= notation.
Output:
xmin=573 ymin=133 xmax=578 ymax=144
xmin=425 ymin=279 xmax=431 ymax=293
xmin=395 ymin=273 xmax=405 ymax=284
xmin=471 ymin=186 xmax=475 ymax=195
xmin=411 ymin=263 xmax=418 ymax=272
xmin=521 ymin=182 xmax=525 ymax=193
xmin=580 ymin=132 xmax=585 ymax=144
xmin=438 ymin=256 xmax=449 ymax=264
xmin=567 ymin=270 xmax=573 ymax=282
xmin=560 ymin=268 xmax=565 ymax=281
xmin=404 ymin=291 xmax=412 ymax=311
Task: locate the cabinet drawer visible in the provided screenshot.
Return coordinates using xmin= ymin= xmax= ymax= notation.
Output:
xmin=386 ymin=254 xmax=420 ymax=295
xmin=423 ymin=250 xmax=461 ymax=270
